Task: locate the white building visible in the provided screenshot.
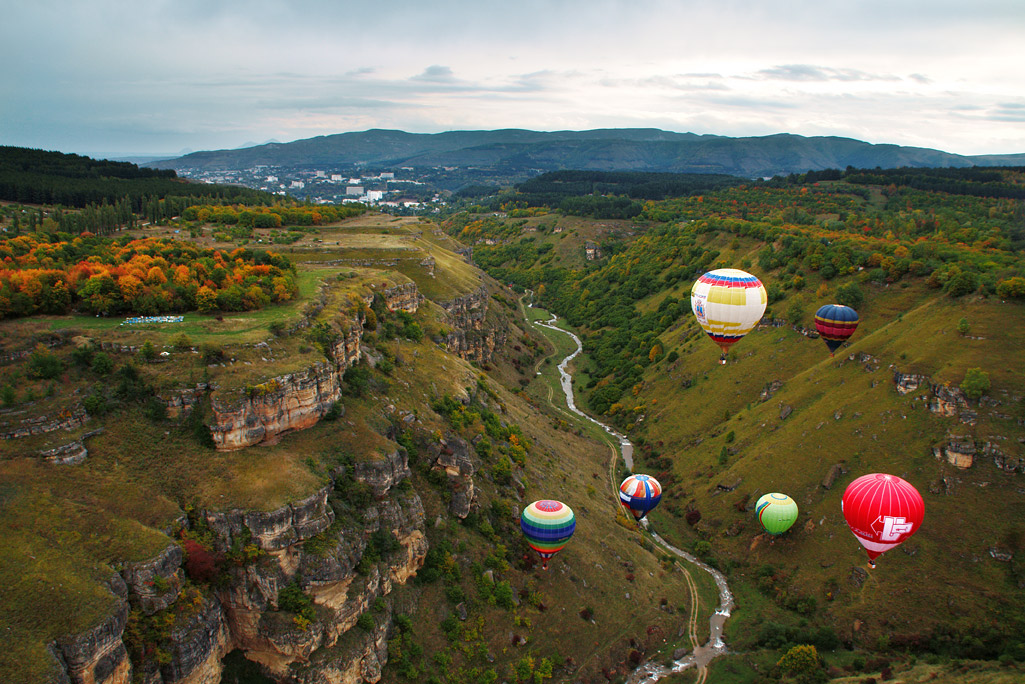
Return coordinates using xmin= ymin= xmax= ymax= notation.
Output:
xmin=266 ymin=175 xmax=278 ymax=183
xmin=346 ymin=186 xmax=364 ymax=196
xmin=380 ymin=172 xmax=394 ymax=180
xmin=366 ymin=190 xmax=384 ymax=202
xmin=314 ymin=170 xmax=325 ymax=178
xmin=290 ymin=181 xmax=305 ymax=189
xmin=330 ymin=174 xmax=344 ymax=182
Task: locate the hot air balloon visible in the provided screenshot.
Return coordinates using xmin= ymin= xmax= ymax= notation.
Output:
xmin=841 ymin=473 xmax=924 ymax=568
xmin=814 ymin=304 xmax=859 ymax=356
xmin=619 ymin=474 xmax=662 ymax=520
xmin=691 ymin=269 xmax=767 ymax=363
xmin=755 ymin=493 xmax=799 ymax=535
xmin=521 ymin=500 xmax=576 ymax=570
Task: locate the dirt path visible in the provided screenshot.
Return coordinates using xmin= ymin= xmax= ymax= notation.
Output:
xmin=524 ymin=298 xmax=734 ymax=683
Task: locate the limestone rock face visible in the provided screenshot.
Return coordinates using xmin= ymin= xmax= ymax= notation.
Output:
xmin=208 ymin=316 xmax=364 ymax=451
xmin=893 ymin=371 xmax=930 ymax=395
xmin=295 ymin=616 xmax=390 ymax=684
xmin=209 ymin=363 xmax=343 ymax=451
xmin=383 ymin=283 xmax=421 ymax=313
xmin=441 ymin=286 xmax=508 ymax=365
xmin=158 ymin=385 xmax=208 ymax=420
xmin=54 ymin=585 xmax=131 ymax=684
xmin=354 ymin=449 xmax=412 ymax=499
xmin=121 ymin=543 xmax=185 ymax=615
xmin=429 ymin=434 xmax=479 ymax=518
xmin=934 ymin=436 xmax=976 ymax=469
xmin=929 ymin=384 xmax=977 ymax=424
xmin=160 ymin=595 xmax=231 ymax=684
xmin=202 ymin=485 xmax=335 ymax=553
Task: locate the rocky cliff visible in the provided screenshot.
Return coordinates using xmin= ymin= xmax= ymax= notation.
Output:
xmin=441 ymin=286 xmax=508 ymax=365
xmin=48 ymin=451 xmax=427 ymax=684
xmin=208 ymin=315 xmax=364 ymax=451
xmin=382 ymin=283 xmax=421 ymax=313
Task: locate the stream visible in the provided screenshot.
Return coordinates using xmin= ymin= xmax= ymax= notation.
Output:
xmin=530 ymin=306 xmax=735 ymax=682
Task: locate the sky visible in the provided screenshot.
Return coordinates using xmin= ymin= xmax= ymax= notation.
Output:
xmin=2 ymin=0 xmax=1024 ymax=159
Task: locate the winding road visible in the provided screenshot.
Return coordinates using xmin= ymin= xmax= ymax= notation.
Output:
xmin=527 ymin=302 xmax=734 ymax=683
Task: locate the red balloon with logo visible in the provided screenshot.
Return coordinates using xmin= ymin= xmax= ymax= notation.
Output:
xmin=841 ymin=473 xmax=924 ymax=568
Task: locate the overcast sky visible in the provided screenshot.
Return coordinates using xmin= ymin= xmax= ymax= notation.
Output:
xmin=2 ymin=0 xmax=1024 ymax=158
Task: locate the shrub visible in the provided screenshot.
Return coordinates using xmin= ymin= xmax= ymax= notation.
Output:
xmin=777 ymin=644 xmax=819 ymax=677
xmin=835 ymin=282 xmax=864 ymax=308
xmin=961 ymin=368 xmax=990 ymax=400
xmin=28 ymin=347 xmax=63 ymax=379
xmin=182 ymin=539 xmax=222 ymax=583
xmin=91 ymin=351 xmax=114 ymax=375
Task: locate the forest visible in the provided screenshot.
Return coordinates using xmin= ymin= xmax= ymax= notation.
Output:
xmin=445 ymin=167 xmax=1025 ymax=416
xmin=0 ymin=146 xmax=277 ymax=217
xmin=0 ymin=234 xmax=298 ymax=318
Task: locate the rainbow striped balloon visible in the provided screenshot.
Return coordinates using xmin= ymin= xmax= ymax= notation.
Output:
xmin=691 ymin=269 xmax=767 ymax=362
xmin=814 ymin=304 xmax=859 ymax=356
xmin=619 ymin=474 xmax=663 ymax=520
xmin=755 ymin=493 xmax=799 ymax=535
xmin=521 ymin=500 xmax=576 ymax=570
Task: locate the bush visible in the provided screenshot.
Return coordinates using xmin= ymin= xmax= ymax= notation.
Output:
xmin=28 ymin=347 xmax=64 ymax=379
xmin=91 ymin=351 xmax=114 ymax=375
xmin=961 ymin=368 xmax=990 ymax=400
xmin=182 ymin=539 xmax=222 ymax=583
xmin=777 ymin=644 xmax=819 ymax=677
xmin=835 ymin=282 xmax=864 ymax=308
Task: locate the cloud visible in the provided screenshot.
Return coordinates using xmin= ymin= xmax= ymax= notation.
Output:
xmin=757 ymin=65 xmax=901 ymax=83
xmin=412 ymin=65 xmax=457 ymax=83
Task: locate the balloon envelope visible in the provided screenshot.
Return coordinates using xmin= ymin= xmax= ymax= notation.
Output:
xmin=619 ymin=474 xmax=663 ymax=520
xmin=521 ymin=500 xmax=576 ymax=570
xmin=691 ymin=269 xmax=767 ymax=361
xmin=755 ymin=493 xmax=798 ymax=535
xmin=814 ymin=304 xmax=859 ymax=355
xmin=842 ymin=473 xmax=923 ymax=566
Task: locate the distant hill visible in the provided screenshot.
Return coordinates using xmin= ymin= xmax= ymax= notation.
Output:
xmin=147 ymin=129 xmax=1025 ymax=178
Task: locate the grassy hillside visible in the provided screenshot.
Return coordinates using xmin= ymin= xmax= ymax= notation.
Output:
xmin=440 ymin=169 xmax=1025 ymax=679
xmin=0 ymin=209 xmax=711 ymax=683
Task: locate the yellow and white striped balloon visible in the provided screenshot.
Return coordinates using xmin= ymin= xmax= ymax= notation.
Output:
xmin=690 ymin=268 xmax=767 ymax=361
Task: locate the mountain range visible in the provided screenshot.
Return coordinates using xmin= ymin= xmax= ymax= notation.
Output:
xmin=148 ymin=128 xmax=1025 ymax=179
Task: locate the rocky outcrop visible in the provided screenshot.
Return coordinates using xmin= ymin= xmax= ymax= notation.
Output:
xmin=158 ymin=385 xmax=209 ymax=421
xmin=929 ymin=384 xmax=976 ymax=425
xmin=159 ymin=595 xmax=231 ymax=684
xmin=208 ymin=315 xmax=363 ymax=451
xmin=53 ymin=577 xmax=131 ymax=684
xmin=383 ymin=283 xmax=420 ymax=313
xmin=41 ymin=440 xmax=89 ymax=465
xmin=353 ymin=449 xmax=412 ymax=499
xmin=441 ymin=286 xmax=508 ymax=365
xmin=209 ymin=363 xmax=344 ymax=451
xmin=296 ymin=615 xmax=390 ymax=684
xmin=1 ymin=405 xmax=90 ymax=440
xmin=428 ymin=435 xmax=479 ymax=518
xmin=202 ymin=485 xmax=335 ymax=553
xmin=121 ymin=544 xmax=185 ymax=615
xmin=894 ymin=371 xmax=931 ymax=395
xmin=933 ymin=436 xmax=976 ymax=469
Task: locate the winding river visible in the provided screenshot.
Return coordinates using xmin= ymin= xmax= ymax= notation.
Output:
xmin=530 ymin=306 xmax=734 ymax=682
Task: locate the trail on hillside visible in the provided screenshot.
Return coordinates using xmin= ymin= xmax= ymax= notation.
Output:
xmin=526 ymin=300 xmax=734 ymax=682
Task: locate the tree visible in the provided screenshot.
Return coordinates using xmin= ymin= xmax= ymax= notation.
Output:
xmin=957 ymin=317 xmax=970 ymax=336
xmin=140 ymin=341 xmax=156 ymax=362
xmin=961 ymin=368 xmax=990 ymax=400
xmin=835 ymin=282 xmax=864 ymax=309
xmin=196 ymin=285 xmax=218 ymax=313
xmin=777 ymin=644 xmax=819 ymax=677
xmin=945 ymin=270 xmax=979 ymax=297
xmin=997 ymin=276 xmax=1025 ymax=300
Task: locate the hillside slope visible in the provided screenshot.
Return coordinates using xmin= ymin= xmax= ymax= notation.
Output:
xmin=148 ymin=129 xmax=1025 ymax=178
xmin=441 ymin=168 xmax=1025 ymax=678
